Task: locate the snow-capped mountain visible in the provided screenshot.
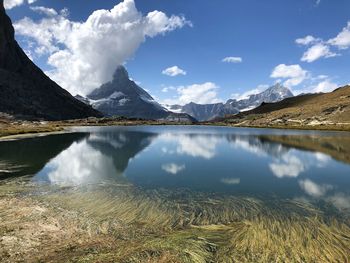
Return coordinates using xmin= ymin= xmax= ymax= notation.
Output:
xmin=164 ymin=84 xmax=294 ymax=121
xmin=76 ymin=66 xmax=196 ymax=122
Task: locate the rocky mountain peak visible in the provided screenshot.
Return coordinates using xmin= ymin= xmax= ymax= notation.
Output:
xmin=112 ymin=65 xmax=129 ymax=81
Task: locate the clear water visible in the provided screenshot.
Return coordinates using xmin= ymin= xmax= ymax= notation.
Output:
xmin=1 ymin=125 xmax=350 ymax=210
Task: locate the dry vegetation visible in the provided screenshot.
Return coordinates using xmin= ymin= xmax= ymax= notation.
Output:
xmin=0 ymin=114 xmax=193 ymax=140
xmin=0 ymin=178 xmax=349 ymax=262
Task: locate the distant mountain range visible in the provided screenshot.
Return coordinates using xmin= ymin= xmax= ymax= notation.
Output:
xmin=0 ymin=1 xmax=100 ymax=120
xmin=164 ymin=84 xmax=293 ymax=121
xmin=215 ymin=85 xmax=350 ymax=129
xmin=75 ymin=66 xmax=196 ymax=122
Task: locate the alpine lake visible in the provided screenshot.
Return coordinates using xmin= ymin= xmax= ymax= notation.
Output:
xmin=1 ymin=125 xmax=350 ymax=262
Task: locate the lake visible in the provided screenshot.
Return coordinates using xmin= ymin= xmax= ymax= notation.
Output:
xmin=1 ymin=125 xmax=350 ymax=262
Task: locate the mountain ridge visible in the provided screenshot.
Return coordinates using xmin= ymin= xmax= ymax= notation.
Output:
xmin=164 ymin=83 xmax=293 ymax=121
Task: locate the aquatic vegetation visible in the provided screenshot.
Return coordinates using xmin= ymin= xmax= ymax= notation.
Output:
xmin=1 ymin=179 xmax=348 ymax=262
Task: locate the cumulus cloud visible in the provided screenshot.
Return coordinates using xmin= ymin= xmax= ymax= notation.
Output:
xmin=312 ymin=79 xmax=338 ymax=93
xmin=30 ymin=6 xmax=58 ymax=16
xmin=270 ymin=64 xmax=308 ymax=87
xmin=162 ymin=66 xmax=187 ymax=77
xmin=328 ymin=22 xmax=350 ymax=49
xmin=301 ymin=43 xmax=338 ymax=63
xmin=222 ymin=56 xmax=242 ymax=63
xmin=162 ymin=82 xmax=221 ymax=105
xmin=14 ymin=0 xmax=191 ymax=95
xmin=296 ymin=35 xmax=319 ymax=45
xmin=161 ymin=163 xmax=185 ymax=175
xmin=4 ymin=0 xmax=36 ymax=9
xmin=4 ymin=0 xmax=24 ymax=9
xmin=296 ymin=21 xmax=350 ymax=62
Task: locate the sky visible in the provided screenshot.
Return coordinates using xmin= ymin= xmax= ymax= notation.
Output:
xmin=4 ymin=0 xmax=350 ymax=105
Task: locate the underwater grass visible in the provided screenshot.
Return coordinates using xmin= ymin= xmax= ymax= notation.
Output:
xmin=1 ymin=180 xmax=350 ymax=262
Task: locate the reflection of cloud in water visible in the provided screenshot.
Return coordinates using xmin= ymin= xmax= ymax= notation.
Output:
xmin=159 ymin=133 xmax=220 ymax=159
xmin=161 ymin=163 xmax=186 ymax=175
xmin=221 ymin=178 xmax=240 ymax=185
xmin=41 ymin=141 xmax=117 ymax=186
xmin=299 ymin=179 xmax=333 ymax=198
xmin=328 ymin=193 xmax=350 ymax=210
xmin=269 ymin=153 xmax=305 ymax=178
xmin=314 ymin=152 xmax=331 ymax=167
xmin=269 ymin=151 xmax=331 ymax=178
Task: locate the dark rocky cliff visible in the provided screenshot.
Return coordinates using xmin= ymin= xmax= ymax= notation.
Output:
xmin=0 ymin=0 xmax=101 ymax=120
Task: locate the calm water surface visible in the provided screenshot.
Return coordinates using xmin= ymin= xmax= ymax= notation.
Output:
xmin=1 ymin=125 xmax=350 ymax=212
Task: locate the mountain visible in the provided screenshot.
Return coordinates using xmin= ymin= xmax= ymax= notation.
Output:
xmin=164 ymin=102 xmax=240 ymax=122
xmin=0 ymin=1 xmax=100 ymax=120
xmin=164 ymin=84 xmax=293 ymax=121
xmin=215 ymin=85 xmax=350 ymax=130
xmin=80 ymin=66 xmax=196 ymax=122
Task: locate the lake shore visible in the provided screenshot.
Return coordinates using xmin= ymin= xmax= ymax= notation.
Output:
xmin=1 ymin=116 xmax=350 ymax=141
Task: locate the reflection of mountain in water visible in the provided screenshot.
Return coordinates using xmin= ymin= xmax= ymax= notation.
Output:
xmin=259 ymin=134 xmax=350 ymax=164
xmin=0 ymin=133 xmax=87 ymax=179
xmin=33 ymin=130 xmax=157 ymax=186
xmin=225 ymin=134 xmax=290 ymax=158
xmin=87 ymin=131 xmax=157 ymax=173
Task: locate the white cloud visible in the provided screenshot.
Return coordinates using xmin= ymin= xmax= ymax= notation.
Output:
xmin=222 ymin=56 xmax=242 ymax=63
xmin=162 ymin=66 xmax=187 ymax=77
xmin=270 ymin=64 xmax=308 ymax=87
xmin=296 ymin=21 xmax=350 ymax=62
xmin=163 ymin=82 xmax=221 ymax=105
xmin=30 ymin=6 xmax=58 ymax=16
xmin=14 ymin=0 xmax=191 ymax=96
xmin=4 ymin=0 xmax=24 ymax=9
xmin=301 ymin=43 xmax=338 ymax=63
xmin=312 ymin=79 xmax=338 ymax=93
xmin=231 ymin=85 xmax=268 ymax=101
xmin=4 ymin=0 xmax=36 ymax=9
xmin=295 ymin=35 xmax=319 ymax=45
xmin=328 ymin=21 xmax=350 ymax=49
xmin=161 ymin=163 xmax=185 ymax=175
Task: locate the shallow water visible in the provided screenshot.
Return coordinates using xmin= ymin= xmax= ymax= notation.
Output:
xmin=1 ymin=126 xmax=350 ymax=208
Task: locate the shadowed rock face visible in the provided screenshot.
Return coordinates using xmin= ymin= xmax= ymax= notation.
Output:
xmin=0 ymin=1 xmax=101 ymax=120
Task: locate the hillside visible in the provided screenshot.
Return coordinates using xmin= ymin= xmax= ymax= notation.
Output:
xmin=214 ymin=85 xmax=350 ymax=131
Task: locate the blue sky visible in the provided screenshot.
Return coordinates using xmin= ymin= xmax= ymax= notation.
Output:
xmin=5 ymin=0 xmax=350 ymax=105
